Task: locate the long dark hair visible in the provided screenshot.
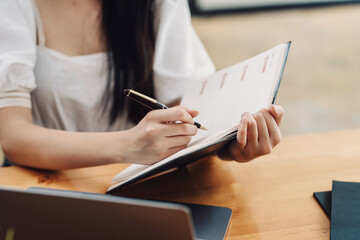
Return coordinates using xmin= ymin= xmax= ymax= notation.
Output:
xmin=101 ymin=0 xmax=156 ymax=124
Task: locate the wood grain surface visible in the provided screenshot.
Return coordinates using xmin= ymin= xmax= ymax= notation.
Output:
xmin=1 ymin=128 xmax=360 ymax=239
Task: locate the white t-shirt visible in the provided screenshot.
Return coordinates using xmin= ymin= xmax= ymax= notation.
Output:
xmin=0 ymin=0 xmax=215 ymax=132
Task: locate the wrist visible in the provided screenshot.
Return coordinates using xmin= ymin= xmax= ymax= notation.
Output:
xmin=107 ymin=130 xmax=133 ymax=164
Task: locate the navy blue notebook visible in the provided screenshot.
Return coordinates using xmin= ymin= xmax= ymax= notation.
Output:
xmin=313 ymin=190 xmax=331 ymax=218
xmin=314 ymin=181 xmax=360 ymax=240
xmin=331 ymin=181 xmax=360 ymax=240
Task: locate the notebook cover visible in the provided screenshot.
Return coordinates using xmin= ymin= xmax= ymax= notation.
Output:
xmin=330 ymin=180 xmax=360 ymax=240
xmin=106 ymin=132 xmax=237 ymax=194
xmin=313 ymin=191 xmax=332 ymax=218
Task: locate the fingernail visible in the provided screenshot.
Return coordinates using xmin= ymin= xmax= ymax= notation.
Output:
xmin=240 ymin=116 xmax=247 ymax=124
xmin=274 ymin=105 xmax=281 ymax=114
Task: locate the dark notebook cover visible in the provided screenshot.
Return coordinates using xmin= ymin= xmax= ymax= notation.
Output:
xmin=313 ymin=190 xmax=332 ymax=218
xmin=107 ymin=132 xmax=237 ymax=194
xmin=330 ymin=180 xmax=360 ymax=240
xmin=314 ymin=181 xmax=360 ymax=240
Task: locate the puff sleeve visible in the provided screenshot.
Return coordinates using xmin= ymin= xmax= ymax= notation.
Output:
xmin=153 ymin=0 xmax=215 ymax=104
xmin=0 ymin=0 xmax=37 ymax=109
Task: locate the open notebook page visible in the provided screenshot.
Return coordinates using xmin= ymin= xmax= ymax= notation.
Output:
xmin=181 ymin=43 xmax=286 ymax=141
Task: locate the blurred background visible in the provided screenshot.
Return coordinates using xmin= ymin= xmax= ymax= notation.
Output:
xmin=1 ymin=1 xmax=360 ymax=164
xmin=190 ymin=0 xmax=360 ymax=136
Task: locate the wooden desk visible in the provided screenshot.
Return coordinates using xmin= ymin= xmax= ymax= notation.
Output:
xmin=1 ymin=128 xmax=360 ymax=239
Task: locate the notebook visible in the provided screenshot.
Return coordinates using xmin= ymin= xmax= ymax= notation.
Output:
xmin=313 ymin=190 xmax=331 ymax=218
xmin=314 ymin=181 xmax=360 ymax=240
xmin=0 ymin=187 xmax=232 ymax=240
xmin=107 ymin=42 xmax=291 ymax=193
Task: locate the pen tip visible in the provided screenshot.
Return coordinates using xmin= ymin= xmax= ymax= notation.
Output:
xmin=200 ymin=126 xmax=208 ymax=131
xmin=123 ymin=89 xmax=130 ymax=95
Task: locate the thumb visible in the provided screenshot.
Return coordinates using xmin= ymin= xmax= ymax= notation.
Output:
xmin=269 ymin=104 xmax=284 ymax=126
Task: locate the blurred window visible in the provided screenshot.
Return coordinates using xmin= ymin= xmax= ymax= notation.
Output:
xmin=189 ymin=0 xmax=360 ymax=13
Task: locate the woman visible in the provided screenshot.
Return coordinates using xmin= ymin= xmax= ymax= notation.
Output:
xmin=0 ymin=0 xmax=283 ymax=170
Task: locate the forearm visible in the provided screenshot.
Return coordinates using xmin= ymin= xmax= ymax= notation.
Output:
xmin=0 ymin=106 xmax=200 ymax=170
xmin=5 ymin=127 xmax=126 ymax=170
xmin=0 ymin=109 xmax=128 ymax=170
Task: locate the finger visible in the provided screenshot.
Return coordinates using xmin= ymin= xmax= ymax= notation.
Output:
xmin=164 ymin=123 xmax=198 ymax=137
xmin=166 ymin=135 xmax=192 ymax=149
xmin=269 ymin=104 xmax=284 ymax=126
xmin=157 ymin=144 xmax=188 ymax=161
xmin=253 ymin=111 xmax=270 ymax=146
xmin=260 ymin=108 xmax=282 ymax=147
xmin=242 ymin=112 xmax=258 ymax=149
xmin=236 ymin=116 xmax=248 ymax=150
xmin=178 ymin=105 xmax=199 ymax=118
xmin=147 ymin=106 xmax=194 ymax=124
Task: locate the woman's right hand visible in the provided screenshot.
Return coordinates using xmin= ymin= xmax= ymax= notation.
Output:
xmin=124 ymin=106 xmax=199 ymax=165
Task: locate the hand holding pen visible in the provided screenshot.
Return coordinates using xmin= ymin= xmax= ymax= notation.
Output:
xmin=124 ymin=89 xmax=207 ymax=130
xmin=123 ymin=89 xmax=201 ymax=164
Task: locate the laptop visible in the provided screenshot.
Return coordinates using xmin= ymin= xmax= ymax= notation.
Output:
xmin=0 ymin=187 xmax=231 ymax=240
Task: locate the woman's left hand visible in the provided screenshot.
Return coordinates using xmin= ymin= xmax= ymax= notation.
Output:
xmin=218 ymin=105 xmax=284 ymax=162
